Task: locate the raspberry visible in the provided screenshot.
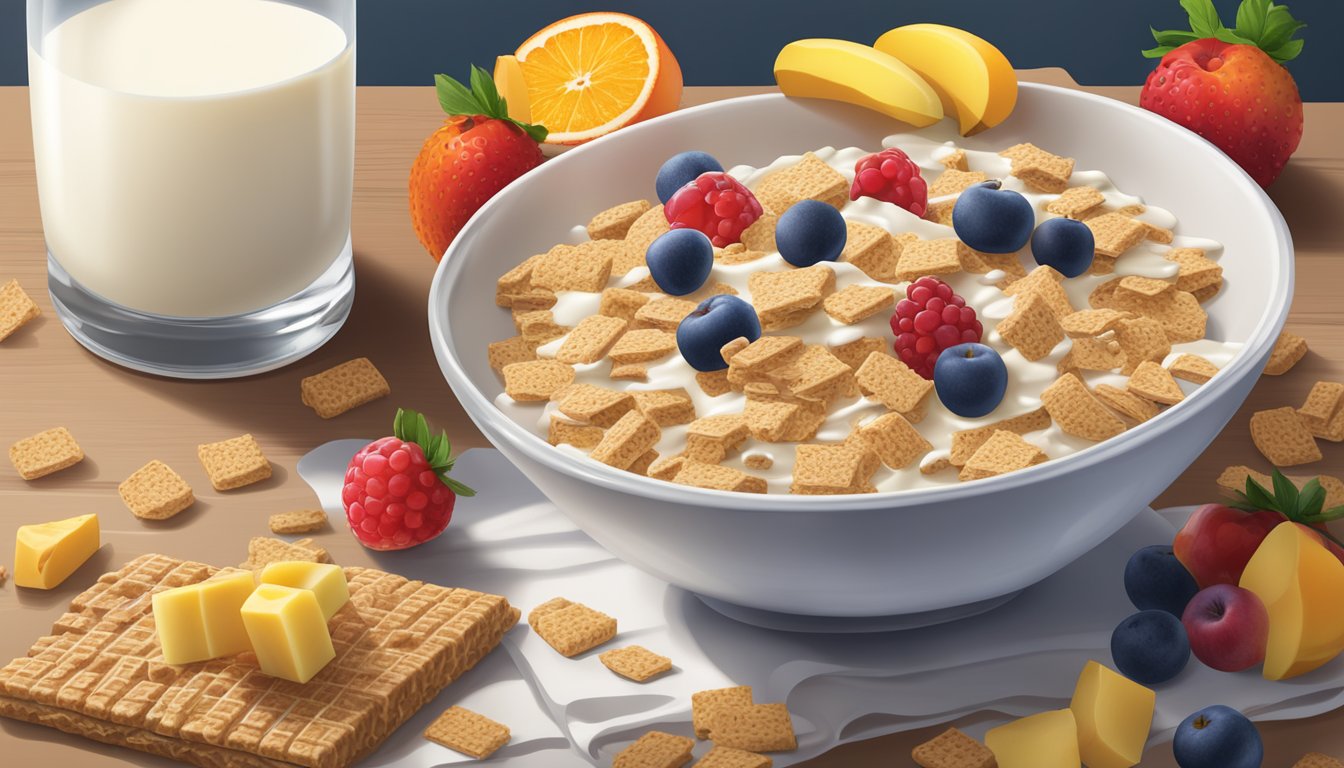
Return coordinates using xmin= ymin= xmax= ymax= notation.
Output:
xmin=850 ymin=147 xmax=928 ymax=217
xmin=341 ymin=409 xmax=474 ymax=551
xmin=664 ymin=172 xmax=763 ymax=247
xmin=890 ymin=276 xmax=983 ymax=379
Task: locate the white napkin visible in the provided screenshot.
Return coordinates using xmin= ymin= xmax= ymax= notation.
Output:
xmin=297 ymin=442 xmax=1344 ymax=767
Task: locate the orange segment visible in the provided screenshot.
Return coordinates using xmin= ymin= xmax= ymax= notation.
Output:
xmin=515 ymin=12 xmax=682 ymax=144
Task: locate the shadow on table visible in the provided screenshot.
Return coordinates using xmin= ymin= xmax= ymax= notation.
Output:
xmin=1269 ymin=161 xmax=1338 ymax=251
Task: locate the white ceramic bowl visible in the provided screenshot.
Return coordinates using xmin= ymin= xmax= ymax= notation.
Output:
xmin=429 ymin=86 xmax=1292 ymax=620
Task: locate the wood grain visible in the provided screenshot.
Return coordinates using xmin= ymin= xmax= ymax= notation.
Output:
xmin=1 ymin=70 xmax=1341 ymax=765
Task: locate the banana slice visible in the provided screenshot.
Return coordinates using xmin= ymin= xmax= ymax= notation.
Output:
xmin=773 ymin=39 xmax=943 ymax=128
xmin=874 ymin=24 xmax=1017 ymax=136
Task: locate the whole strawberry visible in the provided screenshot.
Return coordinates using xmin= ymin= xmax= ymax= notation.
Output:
xmin=1140 ymin=0 xmax=1305 ymax=187
xmin=409 ymin=66 xmax=548 ymax=261
xmin=342 ymin=408 xmax=475 ymax=551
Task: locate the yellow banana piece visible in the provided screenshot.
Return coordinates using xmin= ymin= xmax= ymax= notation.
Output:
xmin=773 ymin=39 xmax=943 ymax=128
xmin=874 ymin=24 xmax=1017 ymax=136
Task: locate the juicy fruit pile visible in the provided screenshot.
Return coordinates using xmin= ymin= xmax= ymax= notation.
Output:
xmin=850 ymin=147 xmax=928 ymax=217
xmin=891 ymin=277 xmax=983 ymax=380
xmin=1140 ymin=0 xmax=1306 ymax=187
xmin=774 ymin=24 xmax=1018 ymax=136
xmin=343 ymin=409 xmax=475 ymax=551
xmin=664 ymin=172 xmax=764 ymax=248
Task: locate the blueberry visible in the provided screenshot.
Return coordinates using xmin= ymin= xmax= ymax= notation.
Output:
xmin=646 ymin=229 xmax=714 ymax=296
xmin=1031 ymin=217 xmax=1095 ymax=277
xmin=1110 ymin=609 xmax=1191 ymax=685
xmin=933 ymin=343 xmax=1007 ymax=418
xmin=1124 ymin=545 xmax=1200 ymax=617
xmin=676 ymin=294 xmax=762 ymax=372
xmin=775 ymin=200 xmax=848 ymax=267
xmin=952 ymin=180 xmax=1034 ymax=254
xmin=1173 ymin=705 xmax=1263 ymax=768
xmin=656 ymin=151 xmax=724 ymax=204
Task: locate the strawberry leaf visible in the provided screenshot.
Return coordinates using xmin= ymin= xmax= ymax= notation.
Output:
xmin=435 ymin=73 xmax=484 ymax=117
xmin=1181 ymin=0 xmax=1225 ymax=37
xmin=1143 ymin=0 xmax=1305 ymax=63
xmin=1214 ymin=27 xmax=1256 ymax=45
xmin=391 ymin=407 xmax=477 ymax=498
xmin=1273 ymin=469 xmax=1300 ymax=514
xmin=1265 ymin=36 xmax=1305 ymax=63
xmin=1243 ymin=473 xmax=1280 ymax=511
xmin=433 ymin=66 xmax=549 ymax=144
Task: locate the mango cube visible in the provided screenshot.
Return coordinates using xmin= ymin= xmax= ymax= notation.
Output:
xmin=151 ymin=570 xmax=255 ymax=665
xmin=258 ymin=561 xmax=349 ymax=621
xmin=13 ymin=513 xmax=100 ymax=589
xmin=241 ymin=584 xmax=335 ymax=683
xmin=985 ymin=708 xmax=1081 ymax=768
xmin=1240 ymin=522 xmax=1344 ymax=680
xmin=1070 ymin=660 xmax=1155 ymax=768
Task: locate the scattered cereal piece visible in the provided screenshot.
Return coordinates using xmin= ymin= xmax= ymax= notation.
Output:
xmin=1113 ymin=316 xmax=1171 ymax=375
xmin=823 ymin=284 xmax=895 ymax=324
xmin=625 ymin=204 xmax=671 ymax=254
xmin=753 ymin=152 xmax=848 ymax=214
xmin=1250 ymin=407 xmax=1322 ymax=467
xmin=1001 ymin=265 xmax=1074 ymax=318
xmin=740 ymin=214 xmax=779 ymax=253
xmin=1164 ymin=248 xmax=1223 ymax=294
xmin=601 ymin=288 xmax=653 ymax=324
xmin=716 ymin=246 xmax=768 ymax=267
xmin=556 ymin=315 xmax=628 ymax=364
xmin=424 ymin=706 xmax=510 ymax=759
xmin=693 ymin=746 xmax=773 ymax=768
xmin=768 ymin=345 xmax=853 ymax=401
xmin=839 ymin=221 xmax=898 ymax=281
xmin=489 ymin=336 xmax=538 ymax=371
xmin=300 ymin=357 xmax=390 ymax=418
xmin=997 ymin=292 xmax=1065 ymax=361
xmin=613 ymin=731 xmax=695 ymax=768
xmin=591 ymin=410 xmax=661 ymax=470
xmin=743 ymin=389 xmax=827 ymax=443
xmin=1218 ymin=466 xmax=1344 ymax=510
xmin=610 ymin=329 xmax=678 ymax=364
xmin=693 ymin=687 xmax=755 ymax=739
xmin=959 ymin=430 xmax=1048 ymax=481
xmin=749 ymin=265 xmax=835 ymax=326
xmin=557 ymin=384 xmax=637 ymax=427
xmin=505 ymin=286 xmax=559 ymax=312
xmin=672 ymin=461 xmax=767 ymax=493
xmin=647 ymin=454 xmax=686 ymax=481
xmin=636 ymin=297 xmax=700 ymax=332
xmin=0 ymin=565 xmax=7 ymax=587
xmin=550 ymin=417 xmax=606 ymax=449
xmin=743 ymin=454 xmax=774 ymax=471
xmin=515 ymin=309 xmax=570 ymax=345
xmin=697 ymin=370 xmax=733 ymax=397
xmin=0 ymin=279 xmax=40 ymax=342
xmin=8 ymin=427 xmax=84 ymax=481
xmin=1060 ymin=337 xmax=1126 ymax=373
xmin=528 ymin=597 xmax=617 ymax=657
xmin=939 ymin=149 xmax=969 ymax=171
xmin=924 ymin=199 xmax=956 ymax=226
xmin=1142 ymin=221 xmax=1174 ymax=243
xmin=1095 ymin=383 xmax=1160 ymax=423
xmin=496 ymin=254 xmax=543 ymax=306
xmin=197 ymin=433 xmax=272 ymax=491
xmin=1060 ymin=309 xmax=1132 ymax=338
xmin=920 ymin=456 xmax=953 ymax=475
xmin=502 ymin=360 xmax=576 ymax=401
xmin=928 ymin=168 xmax=987 ymax=197
xmin=600 ymin=645 xmax=673 ymax=682
xmin=240 ymin=536 xmax=330 ymax=570
xmin=999 ymin=143 xmax=1074 ymax=193
xmin=1045 ymin=187 xmax=1105 ymax=220
xmin=1084 ymin=212 xmax=1148 ymax=259
xmin=267 ymin=509 xmax=327 ymax=535
xmin=1264 ymin=330 xmax=1308 ymax=376
xmin=912 ymin=727 xmax=995 ymax=768
xmin=728 ymin=336 xmax=805 ymax=387
xmin=631 ymin=389 xmax=697 ymax=426
xmin=1299 ymin=381 xmax=1344 ymax=441
xmin=531 ymin=242 xmax=614 ymax=292
xmin=705 ymin=702 xmax=797 ymax=753
xmin=855 ymin=352 xmax=933 ymax=413
xmin=631 ymin=450 xmax=659 ymax=477
xmin=949 ymin=408 xmax=1051 ymax=466
xmin=119 ymin=460 xmax=195 ymax=520
xmin=1041 ymin=373 xmax=1128 ymax=442
xmin=830 ymin=337 xmax=888 ymax=370
xmin=1127 ymin=360 xmax=1185 ymax=405
xmin=791 ymin=443 xmax=878 ymax=494
xmin=855 ymin=412 xmax=932 ymax=469
xmin=588 ymin=199 xmax=653 ymax=241
xmin=894 ymin=238 xmax=963 ymax=282
xmin=612 ymin=363 xmax=650 ymax=382
xmin=686 ymin=415 xmax=751 ymax=464
xmin=1168 ymin=353 xmax=1219 ymax=384
xmin=1293 ymin=754 xmax=1344 ymax=768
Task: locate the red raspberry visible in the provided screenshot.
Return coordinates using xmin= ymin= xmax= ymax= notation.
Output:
xmin=850 ymin=147 xmax=928 ymax=217
xmin=890 ymin=276 xmax=983 ymax=379
xmin=342 ymin=409 xmax=475 ymax=551
xmin=664 ymin=172 xmax=763 ymax=247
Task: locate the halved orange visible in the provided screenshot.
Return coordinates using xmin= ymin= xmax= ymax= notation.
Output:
xmin=514 ymin=12 xmax=682 ymax=145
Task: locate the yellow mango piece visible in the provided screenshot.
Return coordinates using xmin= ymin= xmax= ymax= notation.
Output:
xmin=773 ymin=39 xmax=943 ymax=128
xmin=151 ymin=570 xmax=255 ymax=665
xmin=1070 ymin=660 xmax=1155 ymax=768
xmin=13 ymin=513 xmax=100 ymax=589
xmin=986 ymin=708 xmax=1081 ymax=768
xmin=258 ymin=561 xmax=349 ymax=621
xmin=873 ymin=24 xmax=1017 ymax=136
xmin=1240 ymin=523 xmax=1344 ymax=680
xmin=241 ymin=583 xmax=335 ymax=683
xmin=493 ymin=54 xmax=532 ymax=124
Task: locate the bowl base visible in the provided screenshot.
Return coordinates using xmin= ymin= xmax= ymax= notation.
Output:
xmin=695 ymin=590 xmax=1023 ymax=634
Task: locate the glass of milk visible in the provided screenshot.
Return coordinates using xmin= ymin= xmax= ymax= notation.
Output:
xmin=27 ymin=0 xmax=356 ymax=378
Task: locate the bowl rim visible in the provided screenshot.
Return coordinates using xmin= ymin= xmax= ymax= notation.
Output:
xmin=428 ymin=84 xmax=1294 ymax=513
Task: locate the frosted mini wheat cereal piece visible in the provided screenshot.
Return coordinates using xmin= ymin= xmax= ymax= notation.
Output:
xmin=1041 ymin=373 xmax=1127 ymax=441
xmin=1168 ymin=353 xmax=1219 ymax=384
xmin=1045 ymin=187 xmax=1105 ymax=220
xmin=949 ymin=407 xmax=1050 ymax=466
xmin=610 ymin=329 xmax=678 ymax=363
xmin=959 ymin=430 xmax=1048 ymax=481
xmin=791 ymin=443 xmax=877 ymax=494
xmin=753 ymin=151 xmax=848 ymax=213
xmin=556 ymin=315 xmax=627 ymax=364
xmin=599 ymin=645 xmax=673 ymax=682
xmin=1113 ymin=316 xmax=1171 ymax=375
xmin=1250 ymin=407 xmax=1322 ymax=466
xmin=856 ymin=352 xmax=933 ymax=413
xmin=531 ymin=242 xmax=613 ymax=292
xmin=997 ymin=292 xmax=1065 ymax=362
xmin=748 ymin=265 xmax=835 ymax=326
xmin=767 ymin=345 xmax=854 ymax=401
xmin=267 ymin=509 xmax=328 ymax=535
xmin=928 ymin=168 xmax=987 ymax=197
xmin=528 ymin=597 xmax=617 ymax=657
xmin=1001 ymin=265 xmax=1074 ymax=319
xmin=673 ymin=461 xmax=767 ymax=493
xmin=685 ymin=414 xmax=750 ymax=463
xmin=705 ymin=702 xmax=798 ymax=753
xmin=0 ymin=279 xmax=40 ymax=342
xmin=1164 ymin=247 xmax=1223 ymax=294
xmin=1061 ymin=309 xmax=1132 ymax=338
xmin=614 ymin=732 xmax=695 ymax=768
xmin=632 ymin=388 xmax=697 ymax=426
xmin=300 ymin=357 xmax=390 ymax=418
xmin=119 ymin=460 xmax=194 ymax=520
xmin=1298 ymin=381 xmax=1344 ymax=441
xmin=1264 ymin=330 xmax=1308 ymax=375
xmin=893 ymin=238 xmax=963 ymax=282
xmin=855 ymin=412 xmax=932 ymax=469
xmin=693 ymin=687 xmax=755 ymax=739
xmin=1126 ymin=360 xmax=1185 ymax=405
xmin=1094 ymin=383 xmax=1160 ymax=423
xmin=502 ymin=360 xmax=575 ymax=401
xmin=999 ymin=142 xmax=1074 ymax=193
xmin=591 ymin=410 xmax=661 ymax=470
xmin=1084 ymin=212 xmax=1148 ymax=259
xmin=587 ymin=199 xmax=652 ymax=241
xmin=912 ymin=727 xmax=995 ymax=768
xmin=424 ymin=706 xmax=510 ymax=759
xmin=557 ymin=383 xmax=636 ymax=427
xmin=8 ymin=427 xmax=84 ymax=481
xmin=839 ymin=221 xmax=898 ymax=281
xmin=823 ymin=284 xmax=896 ymax=324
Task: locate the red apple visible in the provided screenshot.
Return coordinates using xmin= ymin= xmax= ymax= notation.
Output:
xmin=1173 ymin=504 xmax=1282 ymax=588
xmin=1182 ymin=584 xmax=1269 ymax=672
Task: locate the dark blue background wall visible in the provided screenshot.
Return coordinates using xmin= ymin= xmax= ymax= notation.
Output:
xmin=3 ymin=0 xmax=1339 ymax=100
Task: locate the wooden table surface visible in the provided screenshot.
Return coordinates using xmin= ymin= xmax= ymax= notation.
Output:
xmin=1 ymin=70 xmax=1341 ymax=765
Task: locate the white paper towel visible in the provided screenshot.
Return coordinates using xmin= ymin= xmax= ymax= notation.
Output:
xmin=296 ymin=441 xmax=1344 ymax=766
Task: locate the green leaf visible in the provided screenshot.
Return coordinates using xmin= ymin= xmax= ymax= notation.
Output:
xmin=434 ymin=66 xmax=550 ymax=143
xmin=435 ymin=73 xmax=484 ymax=117
xmin=1214 ymin=27 xmax=1256 ymax=45
xmin=1258 ymin=9 xmax=1306 ymax=51
xmin=1265 ymin=36 xmax=1304 ymax=63
xmin=1141 ymin=45 xmax=1177 ymax=59
xmin=440 ymin=474 xmax=476 ymax=497
xmin=510 ymin=119 xmax=550 ymax=144
xmin=469 ymin=64 xmax=504 ymax=119
xmin=1181 ymin=0 xmax=1225 ymax=37
xmin=1317 ymin=504 xmax=1344 ymax=523
xmin=1297 ymin=478 xmax=1327 ymax=518
xmin=1244 ymin=474 xmax=1280 ymax=511
xmin=1151 ymin=27 xmax=1203 ymax=45
xmin=1235 ymin=0 xmax=1271 ymax=40
xmin=1272 ymin=469 xmax=1300 ymax=515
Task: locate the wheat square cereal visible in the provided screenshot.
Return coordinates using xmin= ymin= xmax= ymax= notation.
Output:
xmin=791 ymin=443 xmax=875 ymax=494
xmin=743 ymin=398 xmax=804 ymax=442
xmin=928 ymin=168 xmax=987 ymax=197
xmin=8 ymin=426 xmax=84 ymax=480
xmin=1114 ymin=316 xmax=1171 ymax=374
xmin=768 ymin=345 xmax=853 ymax=401
xmin=855 ymin=352 xmax=932 ymax=413
xmin=626 ymin=389 xmax=694 ymax=427
xmin=1044 ymin=187 xmax=1105 ymax=219
xmin=0 ymin=565 xmax=6 ymax=586
xmin=1299 ymin=381 xmax=1344 ymax=441
xmin=949 ymin=408 xmax=1050 ymax=466
xmin=829 ymin=337 xmax=888 ymax=370
xmin=1094 ymin=383 xmax=1160 ymax=423
xmin=423 ymin=706 xmax=510 ymax=759
xmin=601 ymin=288 xmax=653 ymax=324
xmin=729 ymin=336 xmax=805 ymax=378
xmin=119 ymin=460 xmax=194 ymax=520
xmin=753 ymin=152 xmax=848 ymax=214
xmin=556 ymin=315 xmax=628 ymax=364
xmin=720 ymin=336 xmax=752 ymax=367
xmin=998 ymin=265 xmax=1073 ymax=318
xmin=911 ymin=727 xmax=996 ymax=768
xmin=599 ymin=645 xmax=673 ymax=682
xmin=959 ymin=430 xmax=1048 ymax=481
xmin=1061 ymin=337 xmax=1126 ymax=373
xmin=267 ymin=509 xmax=327 ymax=535
xmin=635 ymin=297 xmax=699 ymax=331
xmin=672 ymin=461 xmax=767 ymax=493
xmin=692 ymin=687 xmax=755 ymax=739
xmin=488 ymin=336 xmax=538 ymax=371
xmin=997 ymin=292 xmax=1065 ymax=361
xmin=197 ymin=433 xmax=271 ymax=491
xmin=1219 ymin=465 xmax=1344 ymax=509
xmin=625 ymin=204 xmax=671 ymax=252
xmin=1293 ymin=755 xmax=1344 ymax=768
xmin=743 ymin=454 xmax=774 ymax=471
xmin=1143 ymin=220 xmax=1175 ymax=243
xmin=613 ymin=731 xmax=695 ymax=768
xmin=515 ymin=309 xmax=570 ymax=345
xmin=647 ymin=454 xmax=686 ymax=481
xmin=1127 ymin=360 xmax=1185 ymax=405
xmin=0 ymin=278 xmax=40 ymax=342
xmin=855 ymin=412 xmax=931 ymax=469
xmin=591 ymin=410 xmax=661 ymax=470
xmin=715 ymin=245 xmax=768 ymax=267
xmin=300 ymin=357 xmax=391 ymax=418
xmin=607 ymin=330 xmax=675 ymax=367
xmin=739 ymin=214 xmax=779 ymax=254
xmin=1251 ymin=407 xmax=1322 ymax=466
xmin=1060 ymin=308 xmax=1132 ymax=338
xmin=588 ymin=199 xmax=653 ymax=241
xmin=239 ymin=536 xmax=330 ymax=569
xmin=1193 ymin=277 xmax=1224 ymax=302
xmin=938 ymin=149 xmax=969 ymax=171
xmin=894 ymin=238 xmax=963 ymax=282
xmin=924 ymin=199 xmax=956 ymax=226
xmin=694 ymin=746 xmax=773 ymax=768
xmin=706 ymin=702 xmax=797 ymax=753
xmin=502 ymin=360 xmax=576 ymax=401
xmin=1264 ymin=330 xmax=1308 ymax=376
xmin=697 ymin=370 xmax=733 ymax=397
xmin=749 ymin=265 xmax=835 ymax=320
xmin=609 ymin=363 xmax=647 ymax=382
xmin=822 ymin=284 xmax=895 ymax=324
xmin=528 ymin=597 xmax=617 ymax=657
xmin=549 ymin=416 xmax=606 ymax=449
xmin=557 ymin=384 xmax=636 ymax=427
xmin=1088 ymin=254 xmax=1118 ymax=275
xmin=1083 ymin=212 xmax=1148 ymax=258
xmin=1164 ymin=247 xmax=1223 ymax=293
xmin=685 ymin=414 xmax=750 ymax=463
xmin=1041 ymin=373 xmax=1128 ymax=441
xmin=1169 ymin=353 xmax=1220 ymax=384
xmin=495 ymin=254 xmax=544 ymax=307
xmin=839 ymin=221 xmax=898 ymax=281
xmin=1000 ymin=143 xmax=1074 ymax=192
xmin=531 ymin=241 xmax=614 ymax=292
xmin=505 ymin=286 xmax=559 ymax=312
